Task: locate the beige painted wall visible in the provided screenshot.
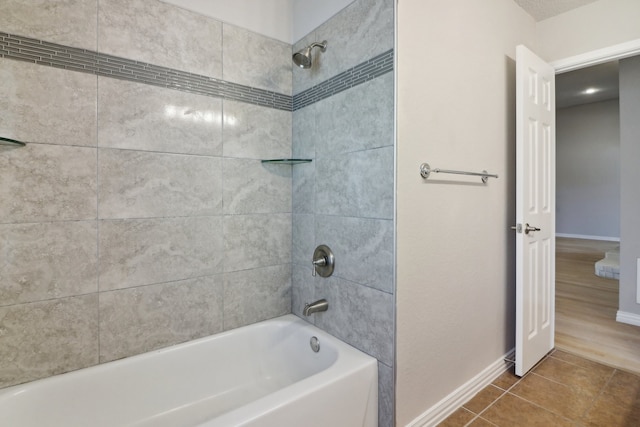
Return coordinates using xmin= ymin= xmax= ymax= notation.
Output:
xmin=395 ymin=0 xmax=535 ymax=424
xmin=536 ymin=0 xmax=640 ymax=62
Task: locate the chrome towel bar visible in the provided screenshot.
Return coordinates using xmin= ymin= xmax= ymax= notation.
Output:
xmin=420 ymin=163 xmax=498 ymax=183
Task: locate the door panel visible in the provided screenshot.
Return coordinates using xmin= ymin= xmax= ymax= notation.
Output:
xmin=515 ymin=45 xmax=556 ymax=377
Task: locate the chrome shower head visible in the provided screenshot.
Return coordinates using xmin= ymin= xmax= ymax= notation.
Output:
xmin=292 ymin=41 xmax=327 ymax=69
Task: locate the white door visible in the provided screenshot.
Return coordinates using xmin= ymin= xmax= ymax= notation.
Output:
xmin=515 ymin=45 xmax=556 ymax=377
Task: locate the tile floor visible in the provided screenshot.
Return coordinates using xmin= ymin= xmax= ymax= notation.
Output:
xmin=439 ymin=350 xmax=640 ymax=427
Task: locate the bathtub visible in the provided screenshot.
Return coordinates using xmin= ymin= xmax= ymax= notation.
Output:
xmin=0 ymin=314 xmax=378 ymax=427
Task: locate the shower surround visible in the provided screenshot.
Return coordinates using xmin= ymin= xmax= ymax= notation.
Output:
xmin=0 ymin=0 xmax=395 ymax=425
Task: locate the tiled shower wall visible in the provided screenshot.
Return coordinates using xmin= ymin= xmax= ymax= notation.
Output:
xmin=0 ymin=0 xmax=293 ymax=388
xmin=290 ymin=0 xmax=396 ymax=425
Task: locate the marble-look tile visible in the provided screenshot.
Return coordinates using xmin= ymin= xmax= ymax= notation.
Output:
xmin=378 ymin=362 xmax=395 ymax=427
xmin=314 ymin=0 xmax=394 ymax=84
xmin=315 ymin=147 xmax=394 ymax=219
xmin=223 ymin=265 xmax=291 ymax=330
xmin=98 ymin=0 xmax=222 ymax=77
xmin=222 ymin=100 xmax=291 ymax=159
xmin=292 ymin=0 xmax=393 ymax=94
xmin=97 ymin=78 xmax=223 ymax=156
xmin=292 ymin=162 xmax=315 ymax=214
xmin=0 ymin=143 xmax=97 ymax=223
xmin=0 ymin=294 xmax=98 ymax=388
xmin=291 ymin=264 xmax=317 ymax=320
xmin=0 ymin=0 xmax=97 ymax=50
xmin=0 ymin=221 xmax=97 ymax=306
xmin=223 ymin=158 xmax=291 ymax=215
xmin=99 ymin=216 xmax=223 ymax=290
xmin=223 ymin=214 xmax=291 ymax=272
xmin=315 ymin=215 xmax=393 ymax=293
xmin=314 ymin=73 xmax=394 ymax=157
xmin=222 ymin=24 xmax=292 ymax=95
xmin=99 ymin=276 xmax=224 ymax=362
xmin=292 ymin=214 xmax=315 ymax=266
xmin=292 ymin=103 xmax=317 ymax=159
xmin=98 ymin=149 xmax=222 ymax=219
xmin=314 ymin=276 xmax=394 ymax=366
xmin=0 ymin=59 xmax=97 ymax=147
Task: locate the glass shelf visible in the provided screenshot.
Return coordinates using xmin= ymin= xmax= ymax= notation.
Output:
xmin=0 ymin=136 xmax=26 ymax=147
xmin=261 ymin=158 xmax=312 ymax=165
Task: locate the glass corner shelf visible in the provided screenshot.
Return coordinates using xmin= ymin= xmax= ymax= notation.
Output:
xmin=0 ymin=136 xmax=27 ymax=147
xmin=261 ymin=158 xmax=312 ymax=165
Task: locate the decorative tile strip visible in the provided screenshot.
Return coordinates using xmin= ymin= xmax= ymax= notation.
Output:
xmin=292 ymin=49 xmax=394 ymax=111
xmin=0 ymin=31 xmax=393 ymax=112
xmin=0 ymin=31 xmax=292 ymax=111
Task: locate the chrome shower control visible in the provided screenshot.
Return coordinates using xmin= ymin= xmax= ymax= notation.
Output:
xmin=312 ymin=245 xmax=334 ymax=277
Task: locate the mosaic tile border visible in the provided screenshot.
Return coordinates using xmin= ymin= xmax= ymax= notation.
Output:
xmin=292 ymin=49 xmax=394 ymax=111
xmin=0 ymin=31 xmax=393 ymax=112
xmin=0 ymin=31 xmax=292 ymax=111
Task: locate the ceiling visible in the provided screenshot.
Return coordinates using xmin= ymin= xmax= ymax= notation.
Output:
xmin=556 ymin=61 xmax=619 ymax=109
xmin=513 ymin=0 xmax=600 ymax=21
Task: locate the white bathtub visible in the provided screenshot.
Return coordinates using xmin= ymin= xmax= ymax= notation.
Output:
xmin=0 ymin=314 xmax=378 ymax=427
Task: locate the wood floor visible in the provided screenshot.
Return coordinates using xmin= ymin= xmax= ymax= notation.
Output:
xmin=555 ymin=237 xmax=640 ymax=374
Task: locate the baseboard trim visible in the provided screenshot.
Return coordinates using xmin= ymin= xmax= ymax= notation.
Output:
xmin=406 ymin=349 xmax=515 ymax=427
xmin=616 ymin=311 xmax=640 ymax=327
xmin=556 ymin=233 xmax=620 ymax=242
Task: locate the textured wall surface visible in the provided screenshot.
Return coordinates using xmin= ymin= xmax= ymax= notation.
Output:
xmin=0 ymin=0 xmax=292 ymax=387
xmin=291 ymin=0 xmax=395 ymax=425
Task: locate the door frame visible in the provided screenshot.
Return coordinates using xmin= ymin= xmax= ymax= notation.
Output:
xmin=550 ymin=38 xmax=640 ymax=322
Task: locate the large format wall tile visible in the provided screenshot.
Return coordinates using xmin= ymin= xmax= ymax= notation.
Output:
xmin=314 ymin=73 xmax=394 ymax=157
xmin=223 ymin=158 xmax=291 ymax=215
xmin=97 ymin=78 xmax=223 ymax=156
xmin=223 ymin=265 xmax=291 ymax=330
xmin=378 ymin=362 xmax=395 ymax=427
xmin=98 ymin=0 xmax=222 ymax=77
xmin=222 ymin=24 xmax=292 ymax=95
xmin=99 ymin=276 xmax=224 ymax=362
xmin=222 ymin=100 xmax=291 ymax=159
xmin=291 ymin=264 xmax=316 ymax=319
xmin=314 ymin=276 xmax=394 ymax=366
xmin=292 ymin=214 xmax=315 ymax=266
xmin=0 ymin=221 xmax=97 ymax=306
xmin=0 ymin=294 xmax=98 ymax=388
xmin=223 ymin=214 xmax=291 ymax=272
xmin=99 ymin=217 xmax=223 ymax=290
xmin=312 ymin=0 xmax=393 ymax=90
xmin=0 ymin=144 xmax=97 ymax=223
xmin=98 ymin=149 xmax=222 ymax=219
xmin=315 ymin=146 xmax=394 ymax=219
xmin=0 ymin=59 xmax=97 ymax=147
xmin=316 ymin=215 xmax=393 ymax=293
xmin=0 ymin=0 xmax=97 ymax=50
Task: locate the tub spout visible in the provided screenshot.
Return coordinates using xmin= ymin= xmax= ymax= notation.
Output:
xmin=303 ymin=299 xmax=328 ymax=316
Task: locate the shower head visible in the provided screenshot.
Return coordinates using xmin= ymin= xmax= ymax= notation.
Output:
xmin=292 ymin=41 xmax=327 ymax=69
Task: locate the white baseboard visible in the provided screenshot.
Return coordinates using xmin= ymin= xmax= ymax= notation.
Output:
xmin=406 ymin=349 xmax=515 ymax=427
xmin=556 ymin=233 xmax=620 ymax=242
xmin=616 ymin=311 xmax=640 ymax=327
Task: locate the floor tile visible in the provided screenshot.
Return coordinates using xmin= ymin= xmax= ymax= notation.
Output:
xmin=581 ymin=392 xmax=640 ymax=427
xmin=532 ymin=355 xmax=614 ymax=397
xmin=481 ymin=393 xmax=574 ymax=427
xmin=468 ymin=417 xmax=497 ymax=427
xmin=602 ymin=369 xmax=640 ymax=409
xmin=437 ymin=407 xmax=475 ymax=427
xmin=509 ymin=372 xmax=595 ymax=420
xmin=463 ymin=385 xmax=504 ymax=414
xmin=491 ymin=368 xmax=521 ymax=390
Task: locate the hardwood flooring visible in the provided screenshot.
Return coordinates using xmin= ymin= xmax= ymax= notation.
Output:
xmin=555 ymin=237 xmax=640 ymax=374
